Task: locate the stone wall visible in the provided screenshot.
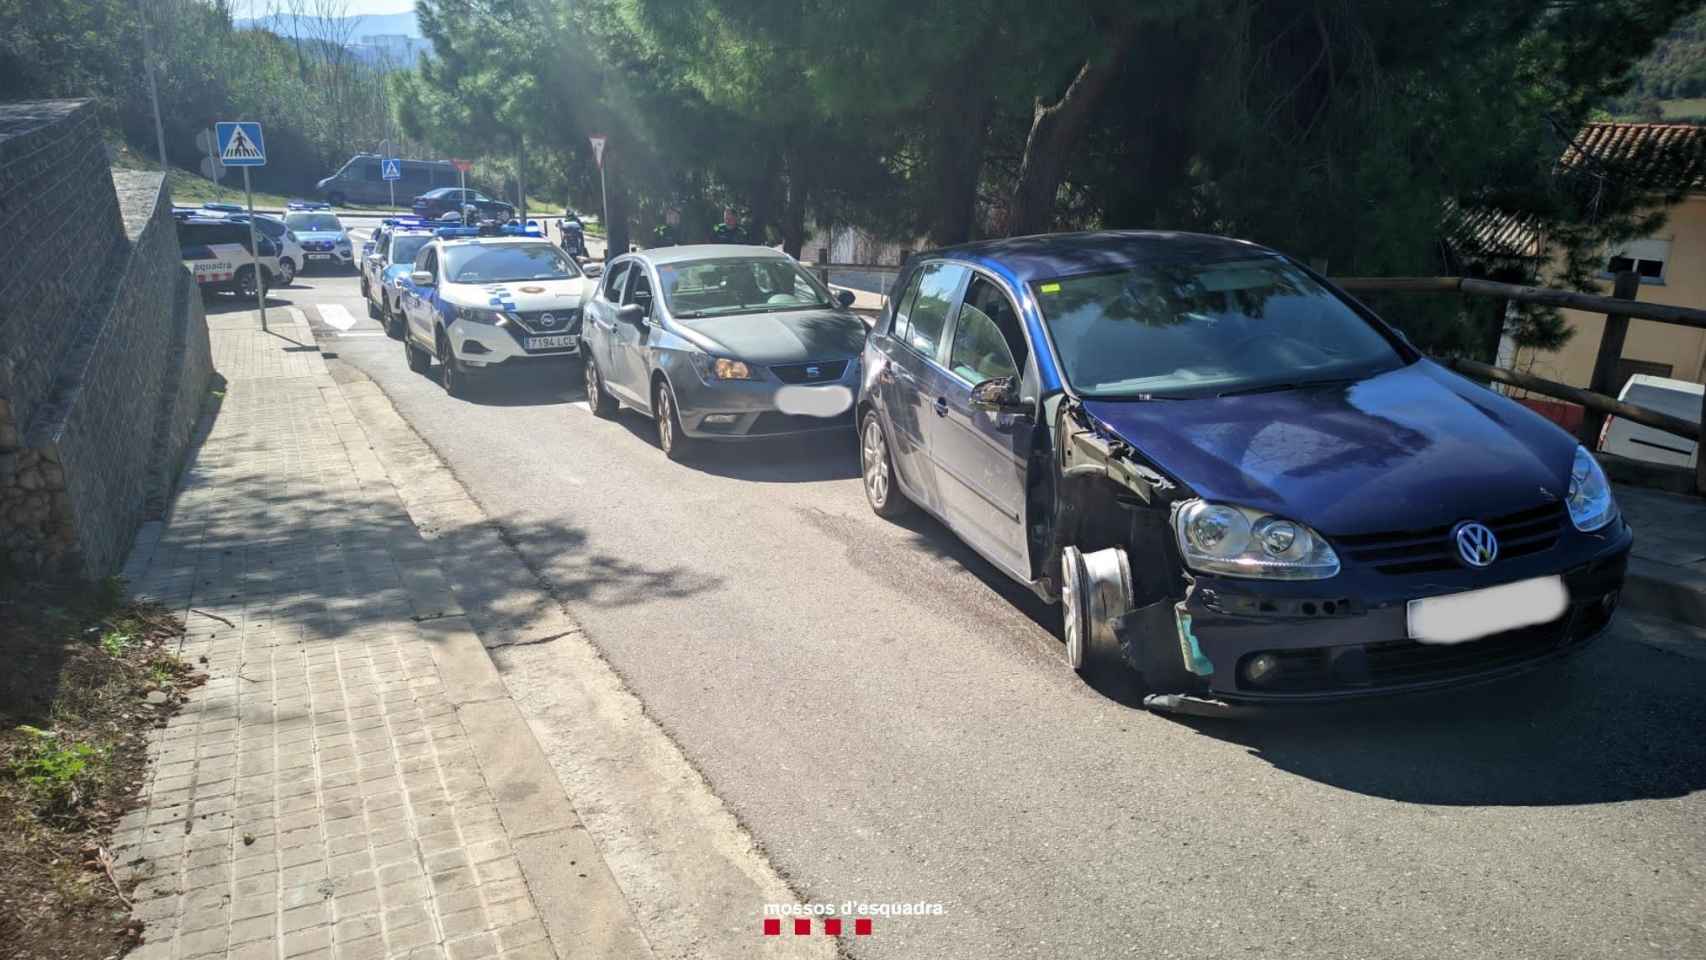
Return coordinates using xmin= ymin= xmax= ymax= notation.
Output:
xmin=0 ymin=100 xmax=214 ymax=578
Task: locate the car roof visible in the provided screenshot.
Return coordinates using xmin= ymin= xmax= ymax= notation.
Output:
xmin=1621 ymin=373 xmax=1704 ymax=396
xmin=634 ymin=244 xmax=790 ymax=266
xmin=435 ymin=235 xmax=553 ymax=248
xmin=921 ymin=230 xmax=1277 ymax=283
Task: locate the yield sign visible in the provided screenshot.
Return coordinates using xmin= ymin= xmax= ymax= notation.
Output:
xmin=381 ymin=158 xmax=402 ymax=181
xmin=588 ymin=134 xmax=607 ymax=169
xmin=215 ymin=121 xmax=266 ymax=166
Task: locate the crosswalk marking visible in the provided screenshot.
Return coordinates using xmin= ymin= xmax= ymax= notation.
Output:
xmin=318 ymin=303 xmax=358 ymax=331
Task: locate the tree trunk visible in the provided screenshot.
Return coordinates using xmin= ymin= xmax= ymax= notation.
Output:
xmin=928 ymin=86 xmax=992 ymax=245
xmin=781 ymin=144 xmax=809 ymax=258
xmin=748 ymin=145 xmax=782 ymax=246
xmin=604 ymin=161 xmax=630 ymax=257
xmin=1006 ymin=46 xmax=1132 ymax=237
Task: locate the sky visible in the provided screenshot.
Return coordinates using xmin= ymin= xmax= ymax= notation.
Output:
xmin=231 ymin=0 xmax=417 ymax=20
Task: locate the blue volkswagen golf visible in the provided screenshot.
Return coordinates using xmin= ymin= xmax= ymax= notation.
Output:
xmin=856 ymin=231 xmax=1631 ymax=711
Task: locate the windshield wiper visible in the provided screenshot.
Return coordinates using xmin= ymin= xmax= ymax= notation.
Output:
xmin=1218 ymin=377 xmax=1355 ymax=397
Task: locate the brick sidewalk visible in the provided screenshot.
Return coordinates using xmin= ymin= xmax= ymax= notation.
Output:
xmin=113 ymin=308 xmax=562 ymax=960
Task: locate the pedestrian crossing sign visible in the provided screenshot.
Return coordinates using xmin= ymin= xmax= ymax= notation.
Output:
xmin=215 ymin=122 xmax=266 ymax=166
xmin=382 ymin=158 xmax=401 ymax=181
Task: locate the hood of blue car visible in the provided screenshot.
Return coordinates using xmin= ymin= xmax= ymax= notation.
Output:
xmin=1080 ymin=360 xmax=1578 ymax=536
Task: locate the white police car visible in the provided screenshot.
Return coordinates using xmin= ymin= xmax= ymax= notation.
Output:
xmin=282 ymin=202 xmax=354 ymax=272
xmin=396 ymin=225 xmax=597 ymax=397
xmin=175 ymin=217 xmax=283 ymax=298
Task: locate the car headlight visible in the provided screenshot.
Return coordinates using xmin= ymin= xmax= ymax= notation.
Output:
xmin=1173 ymin=501 xmax=1340 ymax=580
xmin=455 ymin=306 xmax=501 ymax=325
xmin=1566 ymin=445 xmax=1618 ymax=532
xmin=689 ymin=353 xmax=762 ymax=382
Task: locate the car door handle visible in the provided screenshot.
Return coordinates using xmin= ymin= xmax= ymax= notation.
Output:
xmin=933 ymin=396 xmax=948 ymax=417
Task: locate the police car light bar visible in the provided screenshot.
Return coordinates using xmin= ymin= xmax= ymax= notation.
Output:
xmin=287 ymin=201 xmax=332 ymax=211
xmin=496 ymin=223 xmax=543 ymax=237
xmin=435 ymin=227 xmax=483 ymax=239
xmin=382 ymin=216 xmax=432 ymax=227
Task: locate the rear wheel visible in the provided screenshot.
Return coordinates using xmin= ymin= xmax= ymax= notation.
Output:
xmin=404 ymin=327 xmax=431 ymax=374
xmin=233 ymin=265 xmax=260 ymax=300
xmin=583 ymin=350 xmax=618 ymax=419
xmin=860 ymin=410 xmax=911 ymax=519
xmin=383 ymin=297 xmax=403 ymax=340
xmin=654 ymin=379 xmax=693 ymax=461
xmin=277 ymin=258 xmax=296 ymax=286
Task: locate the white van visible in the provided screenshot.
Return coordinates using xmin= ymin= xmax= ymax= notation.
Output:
xmin=1598 ymin=374 xmax=1702 ymax=468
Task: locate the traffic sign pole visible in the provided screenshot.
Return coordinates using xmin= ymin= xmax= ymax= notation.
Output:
xmin=243 ymin=167 xmax=266 ymax=331
xmin=589 ymin=135 xmax=608 ymax=257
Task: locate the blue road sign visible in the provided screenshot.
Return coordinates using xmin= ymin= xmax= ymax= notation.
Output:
xmin=215 ymin=122 xmax=266 ymax=166
xmin=382 ymin=158 xmax=402 ymax=181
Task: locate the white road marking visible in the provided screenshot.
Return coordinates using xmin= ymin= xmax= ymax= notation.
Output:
xmin=318 ymin=303 xmax=358 ymax=331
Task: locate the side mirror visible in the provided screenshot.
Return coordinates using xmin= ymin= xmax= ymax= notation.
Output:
xmin=580 ymin=260 xmax=603 ymax=277
xmin=410 ymin=270 xmax=435 ymax=287
xmin=616 ymin=303 xmax=646 ymax=326
xmin=969 ymin=376 xmax=1026 ymax=414
xmin=836 ymin=289 xmax=856 ymax=309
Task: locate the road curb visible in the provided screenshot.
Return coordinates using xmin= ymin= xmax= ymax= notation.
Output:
xmin=1624 ymin=556 xmax=1706 ymax=630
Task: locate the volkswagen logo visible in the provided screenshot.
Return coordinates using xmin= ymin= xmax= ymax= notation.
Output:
xmin=540 ymin=313 xmax=558 ymax=328
xmin=1452 ymin=521 xmax=1499 ymax=568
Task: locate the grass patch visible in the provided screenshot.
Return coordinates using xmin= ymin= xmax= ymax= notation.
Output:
xmin=1660 ymin=98 xmax=1706 ymax=119
xmin=0 ymin=574 xmax=198 ymax=958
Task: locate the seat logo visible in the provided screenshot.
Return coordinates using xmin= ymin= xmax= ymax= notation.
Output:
xmin=540 ymin=313 xmax=558 ymax=328
xmin=1453 ymin=521 xmax=1499 ymax=568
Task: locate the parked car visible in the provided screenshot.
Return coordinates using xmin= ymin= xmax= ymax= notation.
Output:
xmin=397 ymin=226 xmax=595 ymax=397
xmin=362 ymin=222 xmax=436 ymax=338
xmin=282 ymin=210 xmax=354 ymax=272
xmin=855 ymin=231 xmax=1631 ymax=711
xmin=175 ymin=217 xmax=282 ymax=298
xmin=411 ymin=187 xmax=515 ymax=222
xmin=1598 ymin=373 xmax=1702 ymax=469
xmin=316 ymin=154 xmax=460 ymax=206
xmin=580 ymin=245 xmax=864 ymax=460
xmin=225 ymin=213 xmax=304 ymax=286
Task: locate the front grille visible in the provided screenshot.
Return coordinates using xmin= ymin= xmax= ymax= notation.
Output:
xmin=1237 ymin=612 xmax=1577 ymax=694
xmin=1332 ymin=501 xmax=1566 ymax=575
xmin=303 ymin=240 xmax=335 ymax=252
xmin=509 ymin=309 xmax=582 ymax=336
xmin=749 ymin=410 xmax=854 ymax=435
xmin=770 ymin=359 xmax=849 ymax=384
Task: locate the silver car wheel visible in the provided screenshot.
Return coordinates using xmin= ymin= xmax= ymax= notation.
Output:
xmin=863 ymin=418 xmax=889 ymax=507
xmin=656 ymin=385 xmax=674 ymax=451
xmin=1062 ymin=546 xmax=1085 ymax=671
xmin=278 ymin=258 xmax=296 ymax=285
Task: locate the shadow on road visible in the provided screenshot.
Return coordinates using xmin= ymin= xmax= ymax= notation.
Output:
xmin=1165 ymin=637 xmax=1706 ymax=806
xmin=870 ymin=496 xmax=1706 ymax=808
xmin=601 ymin=405 xmax=860 ymax=483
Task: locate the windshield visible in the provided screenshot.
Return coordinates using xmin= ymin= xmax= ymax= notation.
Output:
xmin=390 ymin=235 xmax=430 ymax=265
xmin=444 ymin=243 xmax=580 ymax=283
xmin=285 ymin=213 xmax=342 ymax=232
xmin=656 ymin=258 xmax=833 ymax=318
xmin=1034 ymin=258 xmax=1404 ymax=399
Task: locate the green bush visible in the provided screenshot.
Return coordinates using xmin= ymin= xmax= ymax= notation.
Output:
xmin=9 ymin=726 xmax=104 ymax=815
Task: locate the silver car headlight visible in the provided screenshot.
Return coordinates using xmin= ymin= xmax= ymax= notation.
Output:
xmin=1173 ymin=500 xmax=1340 ymax=580
xmin=689 ymin=353 xmax=763 ymax=382
xmin=1566 ymin=445 xmax=1618 ymax=532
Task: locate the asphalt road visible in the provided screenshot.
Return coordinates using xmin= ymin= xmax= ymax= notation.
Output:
xmin=233 ymin=263 xmax=1706 ymax=960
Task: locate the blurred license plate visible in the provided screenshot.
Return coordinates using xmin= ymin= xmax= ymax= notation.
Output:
xmin=1406 ymin=575 xmax=1568 ymax=645
xmin=307 ymin=253 xmax=331 ymax=260
xmin=526 ymin=336 xmax=575 ymax=350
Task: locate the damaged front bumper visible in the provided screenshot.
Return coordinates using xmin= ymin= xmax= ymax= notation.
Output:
xmin=1120 ymin=522 xmax=1632 ymax=709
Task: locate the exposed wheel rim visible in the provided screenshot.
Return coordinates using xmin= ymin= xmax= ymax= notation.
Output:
xmin=1063 ymin=547 xmax=1085 ymax=670
xmin=863 ymin=418 xmax=889 ymax=507
xmin=584 ymin=358 xmax=600 ymax=406
xmin=279 ymin=260 xmax=296 ymax=284
xmin=656 ymin=386 xmax=674 ymax=451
